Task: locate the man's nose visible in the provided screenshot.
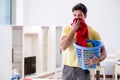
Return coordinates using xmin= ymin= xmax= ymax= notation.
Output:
xmin=76 ymin=16 xmax=79 ymax=18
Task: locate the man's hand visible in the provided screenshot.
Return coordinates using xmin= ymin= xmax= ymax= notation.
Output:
xmin=71 ymin=19 xmax=81 ymax=33
xmin=84 ymin=55 xmax=100 ymax=66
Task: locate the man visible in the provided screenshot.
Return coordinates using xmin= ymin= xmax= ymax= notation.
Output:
xmin=60 ymin=3 xmax=107 ymax=80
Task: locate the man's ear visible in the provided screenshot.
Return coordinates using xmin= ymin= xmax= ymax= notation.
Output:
xmin=85 ymin=14 xmax=87 ymax=18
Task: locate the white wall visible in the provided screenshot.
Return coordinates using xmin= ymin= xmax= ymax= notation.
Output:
xmin=15 ymin=0 xmax=24 ymax=24
xmin=83 ymin=0 xmax=120 ymax=55
xmin=23 ymin=0 xmax=83 ymax=26
xmin=22 ymin=0 xmax=120 ymax=55
xmin=12 ymin=0 xmax=120 ymax=54
xmin=0 ymin=26 xmax=12 ymax=80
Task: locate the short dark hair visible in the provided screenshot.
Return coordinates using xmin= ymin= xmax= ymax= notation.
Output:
xmin=72 ymin=3 xmax=87 ymax=15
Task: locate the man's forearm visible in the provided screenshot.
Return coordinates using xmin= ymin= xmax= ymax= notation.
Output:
xmin=99 ymin=45 xmax=107 ymax=62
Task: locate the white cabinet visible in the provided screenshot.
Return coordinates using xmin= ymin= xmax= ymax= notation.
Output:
xmin=12 ymin=26 xmax=23 ymax=76
xmin=12 ymin=26 xmax=62 ymax=79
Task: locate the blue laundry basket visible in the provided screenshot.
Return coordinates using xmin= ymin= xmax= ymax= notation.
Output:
xmin=73 ymin=40 xmax=103 ymax=70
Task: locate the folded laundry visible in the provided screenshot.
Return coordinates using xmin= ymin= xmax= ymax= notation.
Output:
xmin=11 ymin=69 xmax=20 ymax=80
xmin=87 ymin=42 xmax=93 ymax=47
xmin=87 ymin=40 xmax=101 ymax=47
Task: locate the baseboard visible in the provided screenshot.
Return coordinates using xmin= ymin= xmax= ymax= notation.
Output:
xmin=38 ymin=72 xmax=55 ymax=78
xmin=99 ymin=75 xmax=120 ymax=78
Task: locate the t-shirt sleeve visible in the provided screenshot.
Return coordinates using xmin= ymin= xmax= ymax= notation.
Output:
xmin=61 ymin=26 xmax=70 ymax=37
xmin=88 ymin=26 xmax=102 ymax=40
xmin=93 ymin=29 xmax=101 ymax=40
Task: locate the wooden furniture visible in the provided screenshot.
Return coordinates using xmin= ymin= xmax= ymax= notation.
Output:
xmin=114 ymin=49 xmax=120 ymax=80
xmin=90 ymin=65 xmax=106 ymax=80
xmin=114 ymin=65 xmax=120 ymax=80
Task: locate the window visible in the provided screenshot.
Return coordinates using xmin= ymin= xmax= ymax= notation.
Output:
xmin=0 ymin=0 xmax=11 ymax=25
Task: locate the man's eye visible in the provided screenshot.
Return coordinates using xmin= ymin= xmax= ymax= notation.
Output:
xmin=74 ymin=14 xmax=76 ymax=17
xmin=78 ymin=14 xmax=83 ymax=17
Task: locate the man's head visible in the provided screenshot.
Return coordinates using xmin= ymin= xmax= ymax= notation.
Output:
xmin=72 ymin=3 xmax=87 ymax=19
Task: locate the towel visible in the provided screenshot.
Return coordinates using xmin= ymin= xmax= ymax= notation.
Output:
xmin=72 ymin=18 xmax=89 ymax=47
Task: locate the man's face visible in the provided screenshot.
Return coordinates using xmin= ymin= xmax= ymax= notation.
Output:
xmin=73 ymin=10 xmax=86 ymax=19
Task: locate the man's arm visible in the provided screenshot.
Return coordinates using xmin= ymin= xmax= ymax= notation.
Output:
xmin=99 ymin=45 xmax=107 ymax=62
xmin=92 ymin=45 xmax=107 ymax=64
xmin=60 ymin=20 xmax=80 ymax=51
